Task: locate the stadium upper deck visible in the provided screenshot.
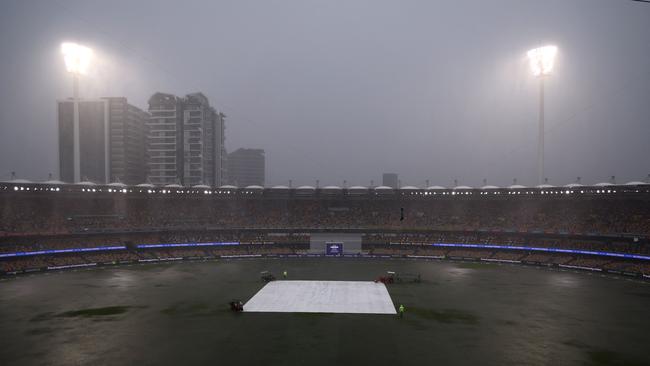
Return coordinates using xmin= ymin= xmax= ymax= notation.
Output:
xmin=2 ymin=179 xmax=650 ymax=199
xmin=1 ymin=180 xmax=649 ymax=237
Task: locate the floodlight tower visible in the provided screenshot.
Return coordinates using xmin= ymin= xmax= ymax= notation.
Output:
xmin=61 ymin=42 xmax=93 ymax=183
xmin=527 ymin=45 xmax=557 ymax=185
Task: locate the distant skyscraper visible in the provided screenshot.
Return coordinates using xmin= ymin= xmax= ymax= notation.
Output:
xmin=215 ymin=111 xmax=227 ymax=186
xmin=146 ymin=92 xmax=226 ymax=186
xmin=382 ymin=173 xmax=398 ymax=188
xmin=183 ymin=93 xmax=225 ymax=187
xmin=58 ymin=98 xmax=148 ymax=184
xmin=147 ymin=93 xmax=184 ymax=185
xmin=227 ymin=148 xmax=265 ymax=187
xmin=105 ymin=98 xmax=149 ymax=184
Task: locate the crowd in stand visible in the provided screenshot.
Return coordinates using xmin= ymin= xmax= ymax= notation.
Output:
xmin=366 ymin=245 xmax=650 ymax=274
xmin=0 ymin=244 xmax=302 ymax=273
xmin=0 ymin=231 xmax=310 ymax=254
xmin=363 ymin=232 xmax=650 ymax=255
xmin=1 ymin=190 xmax=649 ymax=276
xmin=2 ymin=234 xmax=650 ymax=275
xmin=2 ymin=192 xmax=650 ymax=236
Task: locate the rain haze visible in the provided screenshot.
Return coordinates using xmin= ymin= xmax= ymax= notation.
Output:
xmin=3 ymin=3 xmax=650 ymax=365
xmin=0 ymin=0 xmax=649 ymax=187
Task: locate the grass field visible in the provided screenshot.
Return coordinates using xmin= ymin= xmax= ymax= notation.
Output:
xmin=1 ymin=258 xmax=649 ymax=366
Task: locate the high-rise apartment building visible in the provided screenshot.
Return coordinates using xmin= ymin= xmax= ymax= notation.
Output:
xmin=146 ymin=92 xmax=226 ymax=186
xmin=382 ymin=173 xmax=398 ymax=188
xmin=58 ymin=98 xmax=148 ymax=184
xmin=227 ymin=148 xmax=265 ymax=187
xmin=105 ymin=98 xmax=149 ymax=184
xmin=147 ymin=93 xmax=184 ymax=185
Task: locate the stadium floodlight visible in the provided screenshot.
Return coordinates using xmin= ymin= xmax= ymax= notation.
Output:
xmin=527 ymin=45 xmax=557 ymax=185
xmin=61 ymin=42 xmax=93 ymax=183
xmin=61 ymin=42 xmax=93 ymax=75
xmin=527 ymin=45 xmax=557 ymax=77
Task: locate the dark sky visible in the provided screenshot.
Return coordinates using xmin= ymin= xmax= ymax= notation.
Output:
xmin=1 ymin=0 xmax=649 ymax=187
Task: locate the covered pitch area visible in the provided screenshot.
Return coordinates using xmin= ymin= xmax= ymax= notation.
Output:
xmin=244 ymin=280 xmax=396 ymax=314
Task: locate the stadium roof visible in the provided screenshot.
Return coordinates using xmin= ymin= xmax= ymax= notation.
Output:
xmin=374 ymin=186 xmax=395 ymax=194
xmin=5 ymin=179 xmax=33 ymax=184
xmin=3 ymin=178 xmax=648 ymax=192
xmin=453 ymin=185 xmax=473 ymax=190
xmin=348 ymin=186 xmax=368 ymax=190
xmin=244 ymin=185 xmax=264 ymax=190
xmin=481 ymin=185 xmax=500 ymax=189
xmin=625 ymin=181 xmax=649 ymax=186
xmin=426 ymin=186 xmax=447 ymax=190
xmin=508 ymin=184 xmax=527 ymax=189
xmin=41 ymin=180 xmax=66 ymax=185
xmin=536 ymin=184 xmax=555 ymax=188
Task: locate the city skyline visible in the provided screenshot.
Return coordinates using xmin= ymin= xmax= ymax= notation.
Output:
xmin=1 ymin=0 xmax=649 ymax=187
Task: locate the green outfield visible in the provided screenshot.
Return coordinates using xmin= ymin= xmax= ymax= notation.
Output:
xmin=1 ymin=258 xmax=649 ymax=366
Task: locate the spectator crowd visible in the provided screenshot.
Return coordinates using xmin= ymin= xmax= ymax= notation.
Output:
xmin=1 ymin=189 xmax=649 ymax=276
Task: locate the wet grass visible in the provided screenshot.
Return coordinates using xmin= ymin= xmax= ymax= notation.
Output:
xmin=498 ymin=319 xmax=518 ymax=326
xmin=8 ymin=259 xmax=650 ymax=365
xmin=625 ymin=291 xmax=650 ymax=299
xmin=58 ymin=306 xmax=133 ymax=317
xmin=30 ymin=312 xmax=55 ymax=322
xmin=586 ymin=349 xmax=646 ymax=366
xmin=160 ymin=302 xmax=226 ymax=317
xmin=408 ymin=307 xmax=479 ymax=324
xmin=562 ymin=339 xmax=590 ymax=349
xmin=456 ymin=262 xmax=495 ymax=270
xmin=25 ymin=327 xmax=56 ymax=336
xmin=562 ymin=340 xmax=646 ymax=366
xmin=30 ymin=306 xmax=145 ymax=322
xmin=400 ymin=317 xmax=430 ymax=331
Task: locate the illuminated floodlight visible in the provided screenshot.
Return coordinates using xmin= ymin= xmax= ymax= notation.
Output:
xmin=527 ymin=45 xmax=557 ymax=76
xmin=61 ymin=42 xmax=93 ymax=75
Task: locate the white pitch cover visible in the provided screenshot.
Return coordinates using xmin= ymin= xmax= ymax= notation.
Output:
xmin=243 ymin=280 xmax=396 ymax=314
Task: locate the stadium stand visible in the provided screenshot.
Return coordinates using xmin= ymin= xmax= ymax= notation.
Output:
xmin=1 ymin=182 xmax=649 ymax=277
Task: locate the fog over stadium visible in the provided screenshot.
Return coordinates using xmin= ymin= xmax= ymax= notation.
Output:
xmin=3 ymin=3 xmax=650 ymax=365
xmin=0 ymin=0 xmax=649 ymax=187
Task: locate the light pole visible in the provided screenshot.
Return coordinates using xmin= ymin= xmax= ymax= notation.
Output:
xmin=527 ymin=45 xmax=557 ymax=185
xmin=61 ymin=42 xmax=92 ymax=183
